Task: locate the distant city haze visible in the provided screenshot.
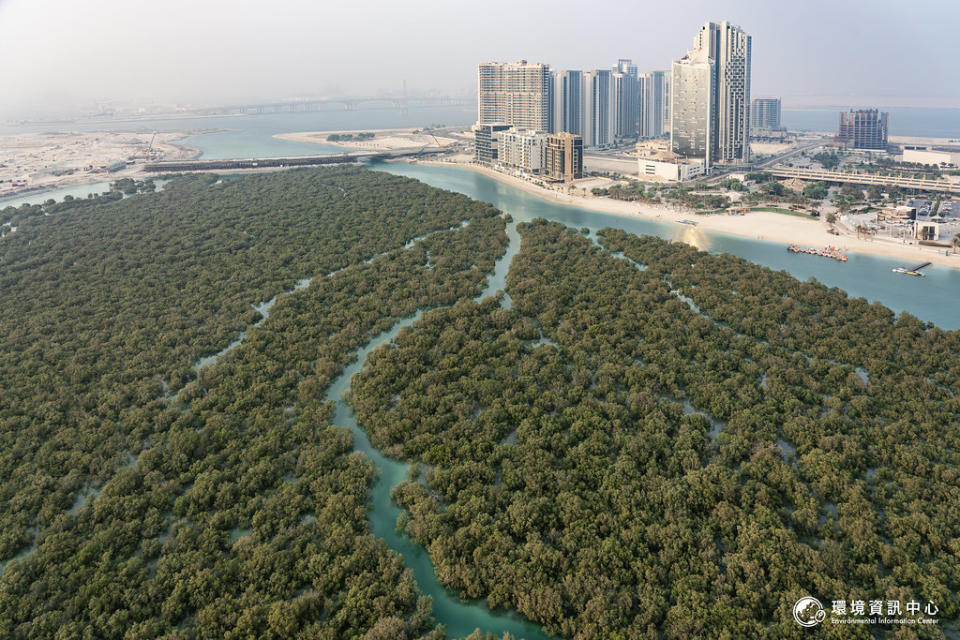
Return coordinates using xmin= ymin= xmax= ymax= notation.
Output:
xmin=1 ymin=0 xmax=957 ymax=119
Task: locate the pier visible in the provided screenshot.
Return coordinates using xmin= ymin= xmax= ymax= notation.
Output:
xmin=893 ymin=261 xmax=931 ymax=277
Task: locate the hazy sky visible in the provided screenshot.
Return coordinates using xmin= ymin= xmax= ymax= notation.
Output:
xmin=1 ymin=0 xmax=958 ymax=118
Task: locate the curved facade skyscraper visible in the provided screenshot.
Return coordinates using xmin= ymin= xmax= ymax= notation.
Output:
xmin=671 ymin=21 xmax=752 ymax=167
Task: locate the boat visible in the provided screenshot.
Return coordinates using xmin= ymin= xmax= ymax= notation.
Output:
xmin=787 ymin=244 xmax=848 ymax=262
xmin=679 ymin=219 xmax=698 ymax=226
xmin=893 ymin=261 xmax=930 ymax=277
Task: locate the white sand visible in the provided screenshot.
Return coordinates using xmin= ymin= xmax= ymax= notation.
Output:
xmin=275 ymin=128 xmax=458 ymax=151
xmin=0 ymin=131 xmax=197 ymax=197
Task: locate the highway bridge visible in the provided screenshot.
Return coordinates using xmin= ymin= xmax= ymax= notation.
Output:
xmin=142 ymin=148 xmax=446 ymax=173
xmin=768 ymin=167 xmax=960 ymax=194
xmin=187 ymin=96 xmax=471 ymax=116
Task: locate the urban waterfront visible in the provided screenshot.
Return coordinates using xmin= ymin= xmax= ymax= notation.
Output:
xmin=386 ymin=162 xmax=960 ymax=330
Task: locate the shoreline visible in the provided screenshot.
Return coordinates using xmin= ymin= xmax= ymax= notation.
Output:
xmin=413 ymin=159 xmax=960 ymax=269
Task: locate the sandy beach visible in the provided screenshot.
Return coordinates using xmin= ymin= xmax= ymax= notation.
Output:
xmin=415 ymin=159 xmax=960 ymax=269
xmin=275 ymin=128 xmax=463 ymax=151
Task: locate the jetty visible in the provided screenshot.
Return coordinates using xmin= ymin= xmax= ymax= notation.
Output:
xmin=892 ymin=261 xmax=931 ymax=277
xmin=787 ymin=245 xmax=848 ymax=262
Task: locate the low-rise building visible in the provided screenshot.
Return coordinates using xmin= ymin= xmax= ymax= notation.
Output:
xmin=638 ymin=152 xmax=706 ymax=181
xmin=474 ymin=123 xmax=512 ymax=164
xmin=544 ymin=132 xmax=583 ymax=182
xmin=878 ymin=205 xmax=916 ymax=222
xmin=902 ymin=146 xmax=960 ymax=167
xmin=497 ymin=129 xmax=548 ymax=173
xmin=915 ymin=220 xmax=939 ymax=241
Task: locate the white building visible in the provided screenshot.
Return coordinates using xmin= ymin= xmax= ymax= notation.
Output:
xmin=902 ymin=147 xmax=960 ymax=167
xmin=670 ymin=48 xmax=715 ymax=171
xmin=497 ymin=129 xmax=548 ymax=173
xmin=639 ymin=156 xmax=706 ymax=182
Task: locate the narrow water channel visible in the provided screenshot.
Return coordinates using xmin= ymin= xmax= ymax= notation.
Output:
xmin=321 ymin=221 xmax=553 ymax=639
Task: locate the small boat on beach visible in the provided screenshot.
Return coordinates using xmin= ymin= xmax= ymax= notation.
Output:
xmin=679 ymin=219 xmax=698 ymax=226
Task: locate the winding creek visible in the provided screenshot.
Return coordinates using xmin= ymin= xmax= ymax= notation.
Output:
xmin=319 ymin=218 xmax=552 ymax=639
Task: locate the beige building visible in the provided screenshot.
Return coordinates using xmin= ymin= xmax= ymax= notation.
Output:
xmin=545 ymin=132 xmax=583 ymax=182
xmin=478 ymin=61 xmax=553 ymax=132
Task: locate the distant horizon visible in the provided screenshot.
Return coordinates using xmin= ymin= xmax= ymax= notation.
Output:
xmin=2 ymin=0 xmax=958 ymax=120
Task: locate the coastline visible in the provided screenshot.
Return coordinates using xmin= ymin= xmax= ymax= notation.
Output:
xmin=412 ymin=159 xmax=960 ymax=269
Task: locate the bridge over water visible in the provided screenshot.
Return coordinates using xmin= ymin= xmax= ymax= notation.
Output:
xmin=769 ymin=167 xmax=960 ymax=194
xmin=142 ymin=148 xmax=446 ymax=173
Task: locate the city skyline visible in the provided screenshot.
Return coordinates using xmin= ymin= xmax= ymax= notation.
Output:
xmin=1 ymin=0 xmax=958 ymax=119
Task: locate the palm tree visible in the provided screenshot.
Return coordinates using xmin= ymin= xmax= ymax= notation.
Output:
xmin=953 ymin=233 xmax=960 ymax=255
xmin=856 ymin=223 xmax=866 ymax=239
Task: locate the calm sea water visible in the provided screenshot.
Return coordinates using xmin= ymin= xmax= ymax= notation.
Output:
xmin=784 ymin=106 xmax=960 ymax=138
xmin=2 ymin=106 xmax=476 ymax=159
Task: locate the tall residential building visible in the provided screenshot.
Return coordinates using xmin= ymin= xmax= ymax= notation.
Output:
xmin=552 ymin=70 xmax=583 ymax=136
xmin=751 ymin=97 xmax=781 ymax=130
xmin=583 ymin=69 xmax=613 ymax=148
xmin=662 ymin=73 xmax=671 ymax=134
xmin=545 ymin=132 xmax=583 ymax=182
xmin=639 ymin=70 xmax=668 ymax=138
xmin=612 ymin=72 xmax=639 ymax=139
xmin=838 ymin=109 xmax=889 ymax=149
xmin=477 ymin=61 xmax=553 ymax=131
xmin=670 ymin=48 xmax=715 ymax=170
xmin=683 ymin=20 xmax=752 ymax=164
xmin=612 ymin=60 xmax=639 ymax=139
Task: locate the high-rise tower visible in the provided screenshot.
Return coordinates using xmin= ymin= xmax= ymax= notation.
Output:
xmin=552 ymin=70 xmax=583 ymax=136
xmin=583 ymin=69 xmax=613 ymax=148
xmin=670 ymin=48 xmax=715 ymax=169
xmin=477 ymin=61 xmax=553 ymax=131
xmin=691 ymin=21 xmax=751 ymax=163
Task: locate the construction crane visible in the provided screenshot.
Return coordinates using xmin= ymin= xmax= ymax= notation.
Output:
xmin=146 ymin=132 xmax=157 ymax=159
